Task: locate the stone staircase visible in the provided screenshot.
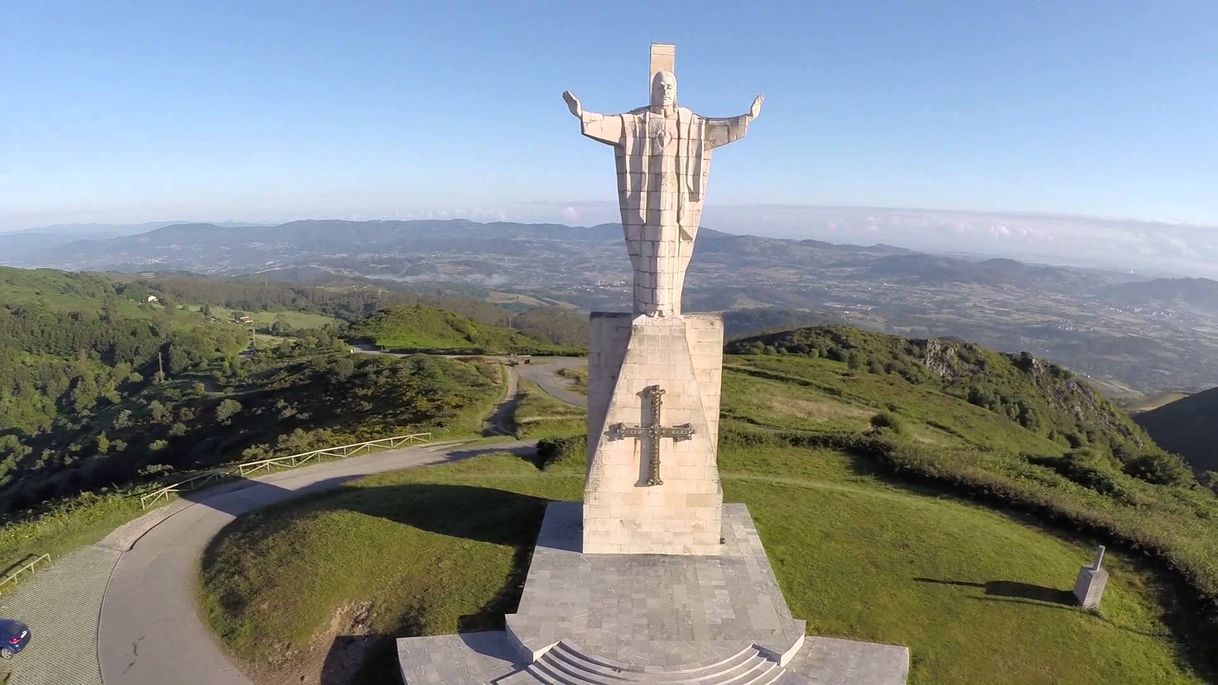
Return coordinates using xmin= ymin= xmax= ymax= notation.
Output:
xmin=497 ymin=641 xmax=800 ymax=684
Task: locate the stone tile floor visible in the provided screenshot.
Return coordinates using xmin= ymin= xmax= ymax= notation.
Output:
xmin=505 ymin=503 xmax=805 ymax=667
xmin=398 ymin=502 xmax=909 ymax=684
xmin=0 ymin=544 xmax=117 ymax=685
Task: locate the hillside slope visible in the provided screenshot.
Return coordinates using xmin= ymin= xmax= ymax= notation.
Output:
xmin=727 ymin=326 xmax=1169 ymax=463
xmin=0 ymin=267 xmax=504 ymax=515
xmin=348 ymin=304 xmax=575 ymax=354
xmin=1136 ymin=387 xmax=1218 ymax=473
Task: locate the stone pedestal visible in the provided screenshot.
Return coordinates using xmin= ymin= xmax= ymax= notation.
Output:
xmin=398 ymin=503 xmax=911 ymax=684
xmin=1073 ymin=566 xmax=1108 ymax=609
xmin=584 ymin=312 xmax=724 ymax=555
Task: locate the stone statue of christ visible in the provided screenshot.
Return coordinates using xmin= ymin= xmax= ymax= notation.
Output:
xmin=563 ymin=70 xmax=762 ymax=317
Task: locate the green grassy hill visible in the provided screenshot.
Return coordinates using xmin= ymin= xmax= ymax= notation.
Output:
xmin=203 ymin=444 xmax=1213 ymax=685
xmin=728 ymin=326 xmax=1175 ymax=469
xmin=0 ymin=267 xmax=149 ymax=313
xmin=200 ymin=325 xmax=1218 ymax=684
xmin=348 ymin=304 xmax=576 ymax=354
xmin=0 ymin=267 xmax=505 ymax=517
xmin=1135 ymin=387 xmax=1218 ymax=474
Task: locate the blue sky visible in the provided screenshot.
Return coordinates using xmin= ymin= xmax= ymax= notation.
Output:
xmin=2 ymin=1 xmax=1216 ymax=232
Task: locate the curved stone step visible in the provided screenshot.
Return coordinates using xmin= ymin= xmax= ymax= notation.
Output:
xmin=550 ymin=641 xmax=758 ymax=679
xmin=520 ymin=641 xmax=788 ymax=684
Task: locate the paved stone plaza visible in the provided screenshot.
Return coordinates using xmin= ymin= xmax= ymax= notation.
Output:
xmin=397 ymin=503 xmax=908 ymax=683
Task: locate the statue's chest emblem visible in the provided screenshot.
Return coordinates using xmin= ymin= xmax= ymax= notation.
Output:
xmin=649 ymin=118 xmax=673 ymax=148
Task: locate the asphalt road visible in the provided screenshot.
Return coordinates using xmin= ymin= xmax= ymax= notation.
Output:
xmin=96 ymin=439 xmax=531 ymax=685
xmin=515 ymin=357 xmax=587 ymax=409
xmin=2 ymin=353 xmax=584 ymax=685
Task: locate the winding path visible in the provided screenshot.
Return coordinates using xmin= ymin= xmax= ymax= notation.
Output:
xmin=1 ymin=355 xmax=587 ymax=685
xmin=515 ymin=357 xmax=587 ymax=409
xmin=97 ymin=439 xmax=532 ymax=685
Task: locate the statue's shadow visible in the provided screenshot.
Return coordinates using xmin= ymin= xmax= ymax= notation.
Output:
xmin=302 ymin=483 xmax=551 ymax=684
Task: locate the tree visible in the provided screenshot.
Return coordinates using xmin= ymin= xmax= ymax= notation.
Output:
xmin=215 ymin=399 xmax=243 ymax=425
xmin=1202 ymin=471 xmax=1218 ymax=495
xmin=1126 ymin=451 xmax=1194 ymax=487
xmin=331 ymin=358 xmax=356 ymax=382
xmin=847 ymin=352 xmax=863 ymax=370
xmin=149 ymin=400 xmax=169 ymax=424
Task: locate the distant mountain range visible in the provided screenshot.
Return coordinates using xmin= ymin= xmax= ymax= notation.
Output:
xmin=0 ymin=220 xmax=261 ymax=240
xmin=1 ymin=218 xmax=1215 ymax=395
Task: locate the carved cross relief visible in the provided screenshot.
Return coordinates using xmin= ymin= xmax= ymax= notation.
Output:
xmin=606 ymin=384 xmax=694 ymax=486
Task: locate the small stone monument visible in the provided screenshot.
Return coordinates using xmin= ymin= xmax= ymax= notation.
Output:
xmin=1073 ymin=544 xmax=1109 ymax=609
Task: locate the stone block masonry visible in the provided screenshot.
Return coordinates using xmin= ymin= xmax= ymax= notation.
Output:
xmin=585 ymin=312 xmax=724 ymax=554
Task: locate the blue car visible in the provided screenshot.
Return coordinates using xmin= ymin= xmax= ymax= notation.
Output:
xmin=0 ymin=619 xmax=30 ymax=659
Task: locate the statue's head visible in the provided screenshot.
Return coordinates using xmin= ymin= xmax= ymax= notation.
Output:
xmin=651 ymin=71 xmax=676 ymax=109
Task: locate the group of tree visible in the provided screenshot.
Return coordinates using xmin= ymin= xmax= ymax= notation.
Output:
xmin=0 ymin=268 xmax=502 ymax=518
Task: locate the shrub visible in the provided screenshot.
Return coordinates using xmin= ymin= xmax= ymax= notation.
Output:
xmin=215 ymin=399 xmax=243 ymax=425
xmin=1046 ymin=449 xmax=1128 ymax=497
xmin=870 ymin=412 xmax=905 ymax=434
xmin=536 ymin=436 xmax=586 ymax=469
xmin=1125 ymin=451 xmax=1195 ymax=487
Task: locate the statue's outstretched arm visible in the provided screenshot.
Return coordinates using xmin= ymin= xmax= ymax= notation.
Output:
xmin=563 ymin=91 xmax=623 ymax=146
xmin=706 ymin=95 xmax=763 ymax=149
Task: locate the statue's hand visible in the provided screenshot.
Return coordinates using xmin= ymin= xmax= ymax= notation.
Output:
xmin=563 ymin=91 xmax=582 ymax=118
xmin=750 ymin=94 xmax=764 ymax=119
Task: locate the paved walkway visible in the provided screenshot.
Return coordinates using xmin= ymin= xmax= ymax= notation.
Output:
xmin=98 ymin=439 xmax=530 ymax=685
xmin=0 ymin=355 xmax=582 ymax=685
xmin=1 ymin=439 xmax=529 ymax=685
xmin=0 ymin=545 xmax=117 ymax=685
xmin=516 ymin=357 xmax=586 ymax=409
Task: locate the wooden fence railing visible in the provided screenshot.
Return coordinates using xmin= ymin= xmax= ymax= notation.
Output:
xmin=137 ymin=432 xmax=433 ymax=509
xmin=0 ymin=554 xmax=50 ymax=594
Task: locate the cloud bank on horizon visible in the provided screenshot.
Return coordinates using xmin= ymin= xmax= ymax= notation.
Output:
xmin=7 ymin=203 xmax=1216 ymax=281
xmin=713 ymin=205 xmax=1218 ymax=279
xmin=523 ymin=202 xmax=1218 ymax=279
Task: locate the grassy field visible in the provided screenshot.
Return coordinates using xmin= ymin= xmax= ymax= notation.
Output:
xmin=198 ymin=305 xmax=340 ymax=330
xmin=348 ymin=304 xmax=573 ymax=354
xmin=195 ymin=337 xmax=1218 ymax=683
xmin=200 ymin=445 xmax=1205 ymax=684
xmin=722 ymin=357 xmax=1065 ymax=453
xmin=510 ymin=380 xmax=585 ymax=439
xmin=0 ymin=491 xmax=143 ymax=584
xmin=554 ymin=365 xmax=588 ymax=395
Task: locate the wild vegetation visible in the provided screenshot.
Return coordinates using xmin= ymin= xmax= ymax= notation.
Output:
xmin=348 ymin=304 xmax=579 ymax=355
xmin=727 ymin=326 xmax=1189 ymax=482
xmin=724 ymin=328 xmax=1218 ymax=615
xmin=0 ymin=267 xmax=503 ymax=519
xmin=509 ymin=380 xmax=585 ymax=439
xmin=5 ymin=264 xmax=1217 ymax=682
xmin=202 ymin=325 xmax=1218 ymax=684
xmin=146 ymin=273 xmax=589 ymax=347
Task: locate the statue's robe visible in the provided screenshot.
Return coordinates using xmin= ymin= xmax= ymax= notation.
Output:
xmin=579 ymin=106 xmax=750 ymax=317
